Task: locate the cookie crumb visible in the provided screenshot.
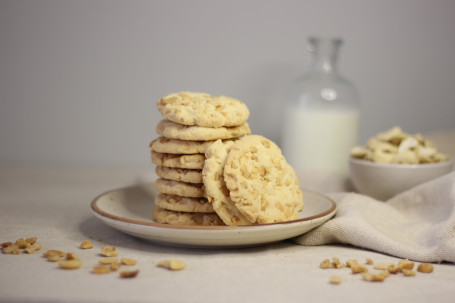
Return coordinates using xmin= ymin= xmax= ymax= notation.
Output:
xmin=373 ymin=263 xmax=388 ymax=270
xmin=121 ymin=258 xmax=137 ymax=266
xmin=417 ymin=263 xmax=434 ymax=273
xmin=59 ymin=259 xmax=82 ymax=270
xmin=329 ymin=276 xmax=342 ymax=284
xmin=101 ymin=245 xmax=118 ymax=257
xmin=93 ymin=265 xmax=111 ymax=274
xmin=362 ymin=272 xmax=385 ymax=282
xmin=120 ymin=269 xmax=139 ymax=278
xmin=2 ymin=244 xmax=20 ymax=255
xmin=98 ymin=257 xmax=118 ymax=265
xmin=24 ymin=243 xmax=42 ymax=254
xmin=157 ymin=259 xmax=186 ymax=271
xmin=43 ymin=250 xmax=65 ymax=261
xmin=80 ymin=240 xmax=94 ymax=249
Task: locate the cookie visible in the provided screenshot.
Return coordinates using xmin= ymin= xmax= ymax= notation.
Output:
xmin=155 ymin=193 xmax=213 ymax=213
xmin=223 ymin=135 xmax=304 ymax=224
xmin=155 ymin=166 xmax=203 ymax=184
xmin=155 ymin=178 xmax=206 ymax=198
xmin=202 ymin=140 xmax=252 ymax=226
xmin=151 ymin=151 xmax=205 ymax=169
xmin=150 ymin=136 xmax=235 ymax=155
xmin=152 ymin=207 xmax=225 ymax=226
xmin=156 ymin=119 xmax=251 ymax=141
xmin=157 ymin=92 xmax=249 ymax=128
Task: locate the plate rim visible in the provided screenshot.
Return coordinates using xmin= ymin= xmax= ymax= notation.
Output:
xmin=90 ymin=184 xmax=337 ymax=231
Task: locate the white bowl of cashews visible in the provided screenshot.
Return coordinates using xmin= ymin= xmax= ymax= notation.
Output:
xmin=349 ymin=127 xmax=453 ymax=201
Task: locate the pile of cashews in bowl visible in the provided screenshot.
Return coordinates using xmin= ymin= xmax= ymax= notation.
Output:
xmin=350 ymin=126 xmax=450 ymax=165
xmin=349 ymin=127 xmax=453 ymax=200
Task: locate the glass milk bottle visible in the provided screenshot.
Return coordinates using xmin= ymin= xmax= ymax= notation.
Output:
xmin=282 ymin=37 xmax=360 ymax=175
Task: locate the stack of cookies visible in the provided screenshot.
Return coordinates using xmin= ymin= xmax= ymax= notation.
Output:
xmin=150 ymin=92 xmax=251 ymax=226
xmin=150 ymin=92 xmax=304 ymax=227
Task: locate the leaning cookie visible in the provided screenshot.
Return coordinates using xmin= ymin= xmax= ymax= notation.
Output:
xmin=203 ymin=140 xmax=252 ymax=226
xmin=157 ymin=92 xmax=249 ymax=128
xmin=152 ymin=207 xmax=225 ymax=226
xmin=155 ymin=178 xmax=206 ymax=198
xmin=156 ymin=119 xmax=251 ymax=141
xmin=223 ymin=135 xmax=304 ymax=224
xmin=155 ymin=193 xmax=213 ymax=213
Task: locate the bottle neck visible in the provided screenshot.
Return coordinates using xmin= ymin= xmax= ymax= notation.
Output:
xmin=308 ymin=37 xmax=342 ymax=74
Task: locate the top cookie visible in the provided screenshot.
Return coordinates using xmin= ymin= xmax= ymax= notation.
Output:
xmin=223 ymin=135 xmax=304 ymax=224
xmin=157 ymin=92 xmax=249 ymax=128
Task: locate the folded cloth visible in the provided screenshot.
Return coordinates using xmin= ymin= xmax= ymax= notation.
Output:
xmin=293 ymin=171 xmax=455 ymax=263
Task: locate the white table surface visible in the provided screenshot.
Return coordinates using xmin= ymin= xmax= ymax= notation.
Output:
xmin=1 ymin=165 xmax=454 ymax=303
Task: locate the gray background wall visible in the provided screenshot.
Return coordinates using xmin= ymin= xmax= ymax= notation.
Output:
xmin=1 ymin=0 xmax=454 ymax=166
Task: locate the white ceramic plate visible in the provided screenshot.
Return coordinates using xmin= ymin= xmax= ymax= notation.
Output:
xmin=91 ymin=184 xmax=337 ymax=248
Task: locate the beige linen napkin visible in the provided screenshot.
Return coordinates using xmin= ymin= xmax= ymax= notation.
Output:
xmin=294 ymin=171 xmax=455 ymax=263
